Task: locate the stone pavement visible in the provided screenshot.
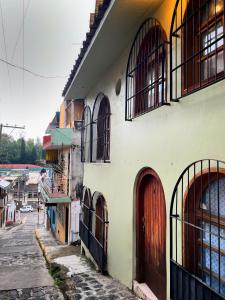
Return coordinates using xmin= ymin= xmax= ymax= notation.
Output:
xmin=0 ymin=211 xmax=64 ymax=300
xmin=0 ymin=287 xmax=63 ymax=300
xmin=36 ymin=226 xmax=139 ymax=300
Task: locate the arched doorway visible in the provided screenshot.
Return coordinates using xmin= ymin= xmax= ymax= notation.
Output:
xmin=136 ymin=168 xmax=166 ymax=300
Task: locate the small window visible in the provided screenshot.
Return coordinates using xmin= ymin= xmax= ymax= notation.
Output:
xmin=171 ymin=0 xmax=224 ymax=100
xmin=92 ymin=93 xmax=110 ymax=162
xmin=126 ymin=18 xmax=168 ymax=120
xmin=81 ymin=106 xmax=92 ymax=162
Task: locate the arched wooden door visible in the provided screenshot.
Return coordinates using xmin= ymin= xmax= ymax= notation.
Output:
xmin=136 ymin=169 xmax=166 ymax=300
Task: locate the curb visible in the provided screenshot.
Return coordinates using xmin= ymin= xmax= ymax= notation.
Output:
xmin=35 ymin=229 xmax=76 ymax=300
xmin=35 ymin=229 xmax=51 ymax=263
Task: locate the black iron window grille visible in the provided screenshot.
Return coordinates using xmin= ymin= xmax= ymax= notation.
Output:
xmin=92 ymin=93 xmax=110 ymax=162
xmin=170 ymin=0 xmax=225 ymax=101
xmin=170 ymin=159 xmax=225 ymax=299
xmin=79 ymin=189 xmax=108 ymax=271
xmin=125 ymin=18 xmax=168 ymax=121
xmin=81 ymin=106 xmax=92 ymax=162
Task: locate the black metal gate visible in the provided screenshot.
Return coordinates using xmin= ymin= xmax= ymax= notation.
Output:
xmin=170 ymin=159 xmax=225 ymax=300
xmin=79 ymin=192 xmax=108 ymax=272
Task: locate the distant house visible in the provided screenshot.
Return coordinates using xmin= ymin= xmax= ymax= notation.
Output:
xmin=41 ymin=107 xmax=83 ymax=244
xmin=0 ymin=180 xmax=11 ymax=227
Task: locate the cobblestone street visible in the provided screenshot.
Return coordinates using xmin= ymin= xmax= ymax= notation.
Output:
xmin=0 ymin=211 xmax=138 ymax=300
xmin=0 ymin=212 xmax=64 ymax=300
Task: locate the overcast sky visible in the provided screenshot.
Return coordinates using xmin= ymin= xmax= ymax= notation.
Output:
xmin=0 ymin=0 xmax=95 ymax=140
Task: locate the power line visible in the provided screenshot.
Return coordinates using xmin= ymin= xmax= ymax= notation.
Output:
xmin=0 ymin=0 xmax=11 ymax=93
xmin=22 ymin=0 xmax=25 ymax=95
xmin=0 ymin=124 xmax=25 ymax=141
xmin=0 ymin=57 xmax=68 ymax=79
xmin=10 ymin=0 xmax=30 ymax=62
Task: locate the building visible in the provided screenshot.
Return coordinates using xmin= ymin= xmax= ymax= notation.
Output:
xmin=41 ymin=106 xmax=83 ymax=244
xmin=0 ymin=180 xmax=11 ymax=227
xmin=61 ymin=0 xmax=225 ymax=299
xmin=0 ymin=164 xmax=50 ymax=209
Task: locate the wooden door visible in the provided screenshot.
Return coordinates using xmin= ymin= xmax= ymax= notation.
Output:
xmin=136 ymin=170 xmax=166 ymax=300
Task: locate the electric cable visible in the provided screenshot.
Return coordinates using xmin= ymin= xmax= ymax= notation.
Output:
xmin=0 ymin=0 xmax=11 ymax=93
xmin=0 ymin=57 xmax=68 ymax=79
xmin=10 ymin=0 xmax=30 ymax=62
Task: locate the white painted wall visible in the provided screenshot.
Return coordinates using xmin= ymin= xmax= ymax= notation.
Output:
xmin=77 ymin=0 xmax=225 ymax=297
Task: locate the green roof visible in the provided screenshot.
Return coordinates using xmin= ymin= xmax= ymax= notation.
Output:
xmin=46 ymin=197 xmax=71 ymax=204
xmin=51 ymin=128 xmax=73 ymax=146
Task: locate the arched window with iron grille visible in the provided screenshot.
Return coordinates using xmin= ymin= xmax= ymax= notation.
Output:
xmin=170 ymin=0 xmax=225 ymax=101
xmin=92 ymin=93 xmax=110 ymax=162
xmin=170 ymin=159 xmax=225 ymax=299
xmin=92 ymin=192 xmax=108 ymax=254
xmin=80 ymin=187 xmax=92 ymax=248
xmin=126 ymin=18 xmax=168 ymax=120
xmin=81 ymin=106 xmax=92 ymax=162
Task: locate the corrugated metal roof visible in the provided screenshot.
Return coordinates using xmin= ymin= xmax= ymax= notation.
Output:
xmin=45 ymin=197 xmax=71 ymax=204
xmin=0 ymin=164 xmax=43 ymax=169
xmin=0 ymin=180 xmax=11 ymax=190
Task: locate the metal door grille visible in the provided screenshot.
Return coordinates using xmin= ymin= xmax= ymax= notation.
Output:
xmin=170 ymin=159 xmax=225 ymax=299
xmin=79 ymin=189 xmax=108 ymax=272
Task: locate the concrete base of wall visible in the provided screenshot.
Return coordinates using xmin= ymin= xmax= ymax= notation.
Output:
xmin=133 ymin=280 xmax=158 ymax=300
xmin=81 ymin=242 xmax=100 ymax=271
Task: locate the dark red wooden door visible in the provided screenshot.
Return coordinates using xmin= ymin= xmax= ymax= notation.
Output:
xmin=137 ymin=171 xmax=166 ymax=300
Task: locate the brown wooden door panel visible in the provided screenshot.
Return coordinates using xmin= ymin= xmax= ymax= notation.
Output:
xmin=137 ymin=170 xmax=166 ymax=300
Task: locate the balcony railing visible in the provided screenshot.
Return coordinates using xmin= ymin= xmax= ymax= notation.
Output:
xmin=39 ymin=176 xmax=69 ymax=203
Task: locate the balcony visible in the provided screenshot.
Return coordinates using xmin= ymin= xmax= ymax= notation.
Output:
xmin=39 ymin=177 xmax=71 ymax=206
xmin=43 ymin=128 xmax=74 ymax=150
xmin=0 ymin=198 xmax=5 ymax=208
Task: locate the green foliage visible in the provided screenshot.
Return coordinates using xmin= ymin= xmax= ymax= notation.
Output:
xmin=0 ymin=134 xmax=43 ymax=164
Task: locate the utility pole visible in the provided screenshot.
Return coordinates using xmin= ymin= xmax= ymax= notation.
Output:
xmin=0 ymin=124 xmax=25 ymax=141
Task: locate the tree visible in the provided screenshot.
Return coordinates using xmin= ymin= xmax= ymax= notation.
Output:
xmin=0 ymin=134 xmax=43 ymax=164
xmin=20 ymin=138 xmax=26 ymax=163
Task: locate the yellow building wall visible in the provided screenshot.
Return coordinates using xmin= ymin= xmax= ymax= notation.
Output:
xmin=56 ymin=219 xmax=65 ymax=244
xmin=74 ymin=100 xmax=84 ymax=122
xmin=59 ymin=102 xmax=65 ymax=129
xmin=55 ymin=203 xmax=68 ymax=244
xmin=82 ymin=0 xmax=225 ymax=298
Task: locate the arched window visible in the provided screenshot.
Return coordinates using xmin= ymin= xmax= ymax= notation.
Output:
xmin=92 ymin=93 xmax=110 ymax=162
xmin=81 ymin=106 xmax=91 ymax=162
xmin=81 ymin=187 xmax=92 ymax=228
xmin=126 ymin=18 xmax=168 ymax=120
xmin=92 ymin=191 xmax=108 ymax=255
xmin=171 ymin=0 xmax=224 ymax=100
xmin=171 ymin=160 xmax=225 ymax=299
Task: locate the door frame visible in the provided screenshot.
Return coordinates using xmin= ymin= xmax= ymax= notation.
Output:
xmin=134 ymin=167 xmax=167 ymax=295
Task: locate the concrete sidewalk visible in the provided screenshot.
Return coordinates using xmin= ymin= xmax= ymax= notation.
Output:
xmin=35 ymin=226 xmax=139 ymax=300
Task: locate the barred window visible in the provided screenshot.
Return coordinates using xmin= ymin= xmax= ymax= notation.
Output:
xmin=81 ymin=187 xmax=92 ymax=228
xmin=171 ymin=160 xmax=225 ymax=299
xmin=92 ymin=93 xmax=110 ymax=162
xmin=92 ymin=191 xmax=108 ymax=254
xmin=81 ymin=106 xmax=91 ymax=162
xmin=171 ymin=0 xmax=225 ymax=101
xmin=126 ymin=18 xmax=168 ymax=120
